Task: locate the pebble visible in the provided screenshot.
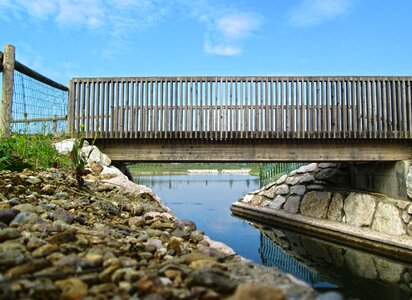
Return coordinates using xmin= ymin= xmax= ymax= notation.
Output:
xmin=0 ymin=208 xmax=20 ymax=224
xmin=0 ymin=228 xmax=21 ymax=242
xmin=26 ymin=176 xmax=42 ymax=184
xmin=8 ymin=197 xmax=21 ymax=206
xmin=55 ymin=278 xmax=88 ymax=300
xmin=185 ymin=268 xmax=238 ymax=293
xmin=0 ymin=168 xmax=317 ymax=300
xmin=53 ymin=207 xmax=74 ymax=224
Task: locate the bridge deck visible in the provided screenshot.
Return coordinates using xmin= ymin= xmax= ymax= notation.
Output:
xmin=68 ymin=76 xmax=412 ymax=161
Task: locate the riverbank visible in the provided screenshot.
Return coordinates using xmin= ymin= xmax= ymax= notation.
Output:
xmin=231 ymin=162 xmax=412 ymax=264
xmin=0 ymin=150 xmax=319 ymax=299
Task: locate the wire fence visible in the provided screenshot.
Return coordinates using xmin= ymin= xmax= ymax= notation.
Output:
xmin=11 ymin=70 xmax=68 ymax=134
xmin=260 ymin=162 xmax=308 ymax=186
xmin=259 ymin=232 xmax=322 ymax=285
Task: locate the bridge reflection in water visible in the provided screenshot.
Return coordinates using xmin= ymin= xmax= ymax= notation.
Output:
xmin=258 ymin=227 xmax=412 ymax=299
xmin=259 ymin=233 xmax=324 ymax=287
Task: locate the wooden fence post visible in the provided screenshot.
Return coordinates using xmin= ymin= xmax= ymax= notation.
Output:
xmin=0 ymin=44 xmax=15 ymax=137
xmin=67 ymin=79 xmax=74 ymax=136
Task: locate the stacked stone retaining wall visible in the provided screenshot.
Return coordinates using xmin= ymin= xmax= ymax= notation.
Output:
xmin=240 ymin=162 xmax=412 ymax=238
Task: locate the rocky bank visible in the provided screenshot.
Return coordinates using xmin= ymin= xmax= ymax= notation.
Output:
xmin=0 ymin=142 xmax=320 ymax=299
xmin=233 ymin=162 xmax=412 ymax=259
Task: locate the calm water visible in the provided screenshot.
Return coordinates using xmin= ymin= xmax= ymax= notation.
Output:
xmin=134 ymin=174 xmax=262 ymax=262
xmin=134 ymin=174 xmax=412 ymax=300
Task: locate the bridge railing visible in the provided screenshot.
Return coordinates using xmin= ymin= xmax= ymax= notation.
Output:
xmin=68 ymin=76 xmax=412 ymax=139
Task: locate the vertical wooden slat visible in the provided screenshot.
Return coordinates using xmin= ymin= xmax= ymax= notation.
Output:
xmin=319 ymin=80 xmax=323 ymax=137
xmin=264 ymin=78 xmax=269 ymax=138
xmin=366 ymin=80 xmax=371 ymax=138
xmin=98 ymin=81 xmax=104 ymax=138
xmin=176 ymin=79 xmax=179 ymax=138
xmin=117 ymin=81 xmax=122 ymax=138
xmin=153 ymin=80 xmax=158 ymax=138
xmin=90 ymin=79 xmax=95 ymax=137
xmin=396 ymin=80 xmax=401 ymax=137
xmin=371 ymin=80 xmax=377 ymax=138
xmin=199 ymin=79 xmax=204 ymax=138
xmin=340 ymin=80 xmax=346 ymax=138
xmin=74 ymin=81 xmax=81 ymax=134
xmin=387 ymin=80 xmax=393 ymax=137
xmin=401 ymin=79 xmax=407 ymax=138
xmin=125 ymin=80 xmax=131 ymax=137
xmin=130 ymin=80 xmax=136 ymax=138
xmin=356 ymin=79 xmax=362 ymax=138
xmin=382 ymin=80 xmax=388 ymax=138
xmin=105 ymin=81 xmax=110 ymax=137
xmin=109 ymin=80 xmax=114 ymax=138
xmin=376 ymin=80 xmax=382 ymax=138
xmin=285 ymin=80 xmax=289 ymax=137
xmin=290 ymin=79 xmax=295 ymax=137
xmin=310 ymin=80 xmax=315 ymax=137
xmin=244 ymin=79 xmax=249 ymax=137
xmin=299 ymin=79 xmax=304 ymax=138
xmin=84 ymin=81 xmax=91 ymax=137
xmin=325 ymin=79 xmax=330 ymax=138
xmin=362 ymin=80 xmax=368 ymax=138
xmin=333 ymin=80 xmax=338 ymax=138
xmin=305 ymin=80 xmax=311 ymax=138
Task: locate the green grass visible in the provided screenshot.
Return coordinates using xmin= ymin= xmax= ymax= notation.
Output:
xmin=0 ymin=131 xmax=70 ymax=171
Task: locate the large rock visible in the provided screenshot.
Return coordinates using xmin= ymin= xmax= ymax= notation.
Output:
xmin=371 ymin=202 xmax=405 ymax=236
xmin=81 ymin=146 xmax=111 ymax=167
xmin=290 ymin=185 xmax=306 ymax=196
xmin=343 ymin=193 xmax=376 ymax=227
xmin=407 ymin=166 xmax=412 ymax=199
xmin=300 ymin=191 xmax=332 ymax=219
xmin=297 ymin=173 xmax=315 ymax=184
xmin=54 ymin=138 xmax=89 ymax=155
xmin=296 ymin=163 xmax=318 ymax=174
xmin=268 ymin=195 xmax=286 ymax=210
xmin=283 ymin=196 xmax=301 ymax=214
xmin=261 ymin=184 xmax=289 ymax=198
xmin=250 ymin=195 xmax=267 ymax=206
xmin=327 ymin=193 xmax=344 ymax=221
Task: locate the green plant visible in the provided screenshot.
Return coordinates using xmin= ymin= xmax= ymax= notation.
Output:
xmin=0 ymin=138 xmax=32 ymax=171
xmin=69 ymin=137 xmax=92 ymax=187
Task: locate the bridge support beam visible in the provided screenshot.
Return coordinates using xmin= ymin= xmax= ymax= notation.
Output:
xmin=93 ymin=139 xmax=412 ymax=162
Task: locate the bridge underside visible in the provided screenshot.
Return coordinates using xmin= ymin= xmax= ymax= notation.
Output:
xmin=93 ymin=139 xmax=412 ymax=162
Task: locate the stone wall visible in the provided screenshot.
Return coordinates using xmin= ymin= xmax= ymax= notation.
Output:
xmin=241 ymin=162 xmax=412 ymax=238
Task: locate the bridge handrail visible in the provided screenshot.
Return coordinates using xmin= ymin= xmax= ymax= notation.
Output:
xmin=68 ymin=76 xmax=412 ymax=140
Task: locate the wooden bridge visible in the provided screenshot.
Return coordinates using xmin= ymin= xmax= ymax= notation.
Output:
xmin=68 ymin=76 xmax=412 ymax=162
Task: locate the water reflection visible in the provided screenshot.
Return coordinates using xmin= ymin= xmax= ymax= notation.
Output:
xmin=258 ymin=227 xmax=412 ymax=299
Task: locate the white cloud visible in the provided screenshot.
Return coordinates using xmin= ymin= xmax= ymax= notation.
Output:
xmin=216 ymin=14 xmax=260 ymax=39
xmin=204 ymin=41 xmax=241 ymax=56
xmin=182 ymin=1 xmax=262 ymax=56
xmin=1 ymin=0 xmax=261 ymax=57
xmin=288 ymin=0 xmax=354 ymax=27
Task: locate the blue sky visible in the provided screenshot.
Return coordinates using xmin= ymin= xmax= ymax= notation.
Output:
xmin=1 ymin=0 xmax=412 ymax=85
